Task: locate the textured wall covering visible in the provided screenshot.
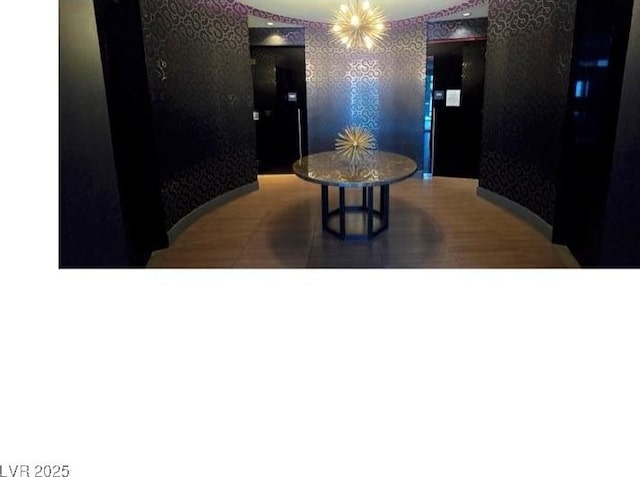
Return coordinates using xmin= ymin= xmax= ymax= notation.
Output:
xmin=249 ymin=27 xmax=305 ymax=46
xmin=139 ymin=0 xmax=257 ymax=229
xmin=601 ymin=0 xmax=640 ymax=266
xmin=136 ymin=0 xmax=492 ymax=228
xmin=427 ymin=18 xmax=488 ymax=42
xmin=479 ymin=0 xmax=577 ymax=225
xmin=305 ymin=23 xmax=426 ymax=163
xmin=59 ymin=0 xmax=130 ymax=267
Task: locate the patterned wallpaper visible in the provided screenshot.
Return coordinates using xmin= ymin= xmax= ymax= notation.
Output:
xmin=479 ymin=0 xmax=577 ymax=225
xmin=244 ymin=3 xmax=490 ymax=166
xmin=139 ymin=0 xmax=257 ymax=229
xmin=305 ymin=23 xmax=426 ymax=163
xmin=427 ymin=18 xmax=488 ymax=42
xmin=601 ymin=0 xmax=640 ymax=266
xmin=136 ymin=0 xmax=491 ymax=228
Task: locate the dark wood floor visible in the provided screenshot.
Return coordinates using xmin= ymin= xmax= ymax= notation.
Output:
xmin=147 ymin=175 xmax=577 ymax=268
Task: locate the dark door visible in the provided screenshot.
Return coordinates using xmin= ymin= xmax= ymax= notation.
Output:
xmin=250 ymin=46 xmax=308 ymax=174
xmin=430 ymin=40 xmax=486 ymax=178
xmin=552 ymin=0 xmax=633 ymax=266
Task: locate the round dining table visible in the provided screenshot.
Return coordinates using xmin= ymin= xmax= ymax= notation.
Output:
xmin=292 ymin=150 xmax=417 ymax=241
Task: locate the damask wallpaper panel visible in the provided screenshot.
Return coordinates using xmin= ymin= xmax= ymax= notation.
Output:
xmin=479 ymin=0 xmax=577 ymax=225
xmin=139 ymin=0 xmax=257 ymax=229
xmin=305 ymin=23 xmax=426 ymax=164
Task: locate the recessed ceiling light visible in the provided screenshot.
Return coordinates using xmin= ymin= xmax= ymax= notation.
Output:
xmin=462 ymin=12 xmax=471 ymax=17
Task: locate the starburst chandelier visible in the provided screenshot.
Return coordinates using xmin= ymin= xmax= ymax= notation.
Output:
xmin=335 ymin=126 xmax=376 ymax=161
xmin=330 ymin=0 xmax=387 ymax=50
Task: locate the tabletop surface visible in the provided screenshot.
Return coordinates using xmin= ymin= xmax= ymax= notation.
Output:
xmin=292 ymin=150 xmax=418 ymax=188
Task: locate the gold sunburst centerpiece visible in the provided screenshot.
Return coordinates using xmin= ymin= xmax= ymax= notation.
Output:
xmin=335 ymin=126 xmax=376 ymax=162
xmin=330 ymin=0 xmax=387 ymax=50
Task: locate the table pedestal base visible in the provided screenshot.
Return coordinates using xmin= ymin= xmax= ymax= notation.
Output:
xmin=321 ymin=184 xmax=390 ymax=241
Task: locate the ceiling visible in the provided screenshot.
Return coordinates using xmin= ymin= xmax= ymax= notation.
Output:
xmin=243 ymin=0 xmax=488 ymax=25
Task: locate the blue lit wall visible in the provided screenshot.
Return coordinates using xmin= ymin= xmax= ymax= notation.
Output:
xmin=305 ymin=23 xmax=426 ymax=163
xmin=347 ymin=58 xmax=381 ymax=141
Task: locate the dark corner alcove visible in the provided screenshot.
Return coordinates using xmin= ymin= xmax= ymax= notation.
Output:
xmin=60 ymin=0 xmax=260 ymax=267
xmin=478 ymin=0 xmax=639 ymax=267
xmin=93 ymin=0 xmax=169 ymax=266
xmin=60 ymin=0 xmax=149 ymax=267
xmin=553 ymin=0 xmax=635 ymax=267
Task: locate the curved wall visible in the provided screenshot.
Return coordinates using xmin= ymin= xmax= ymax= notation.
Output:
xmin=479 ymin=0 xmax=577 ymax=225
xmin=139 ymin=0 xmax=258 ymax=229
xmin=137 ymin=0 xmax=489 ymax=231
